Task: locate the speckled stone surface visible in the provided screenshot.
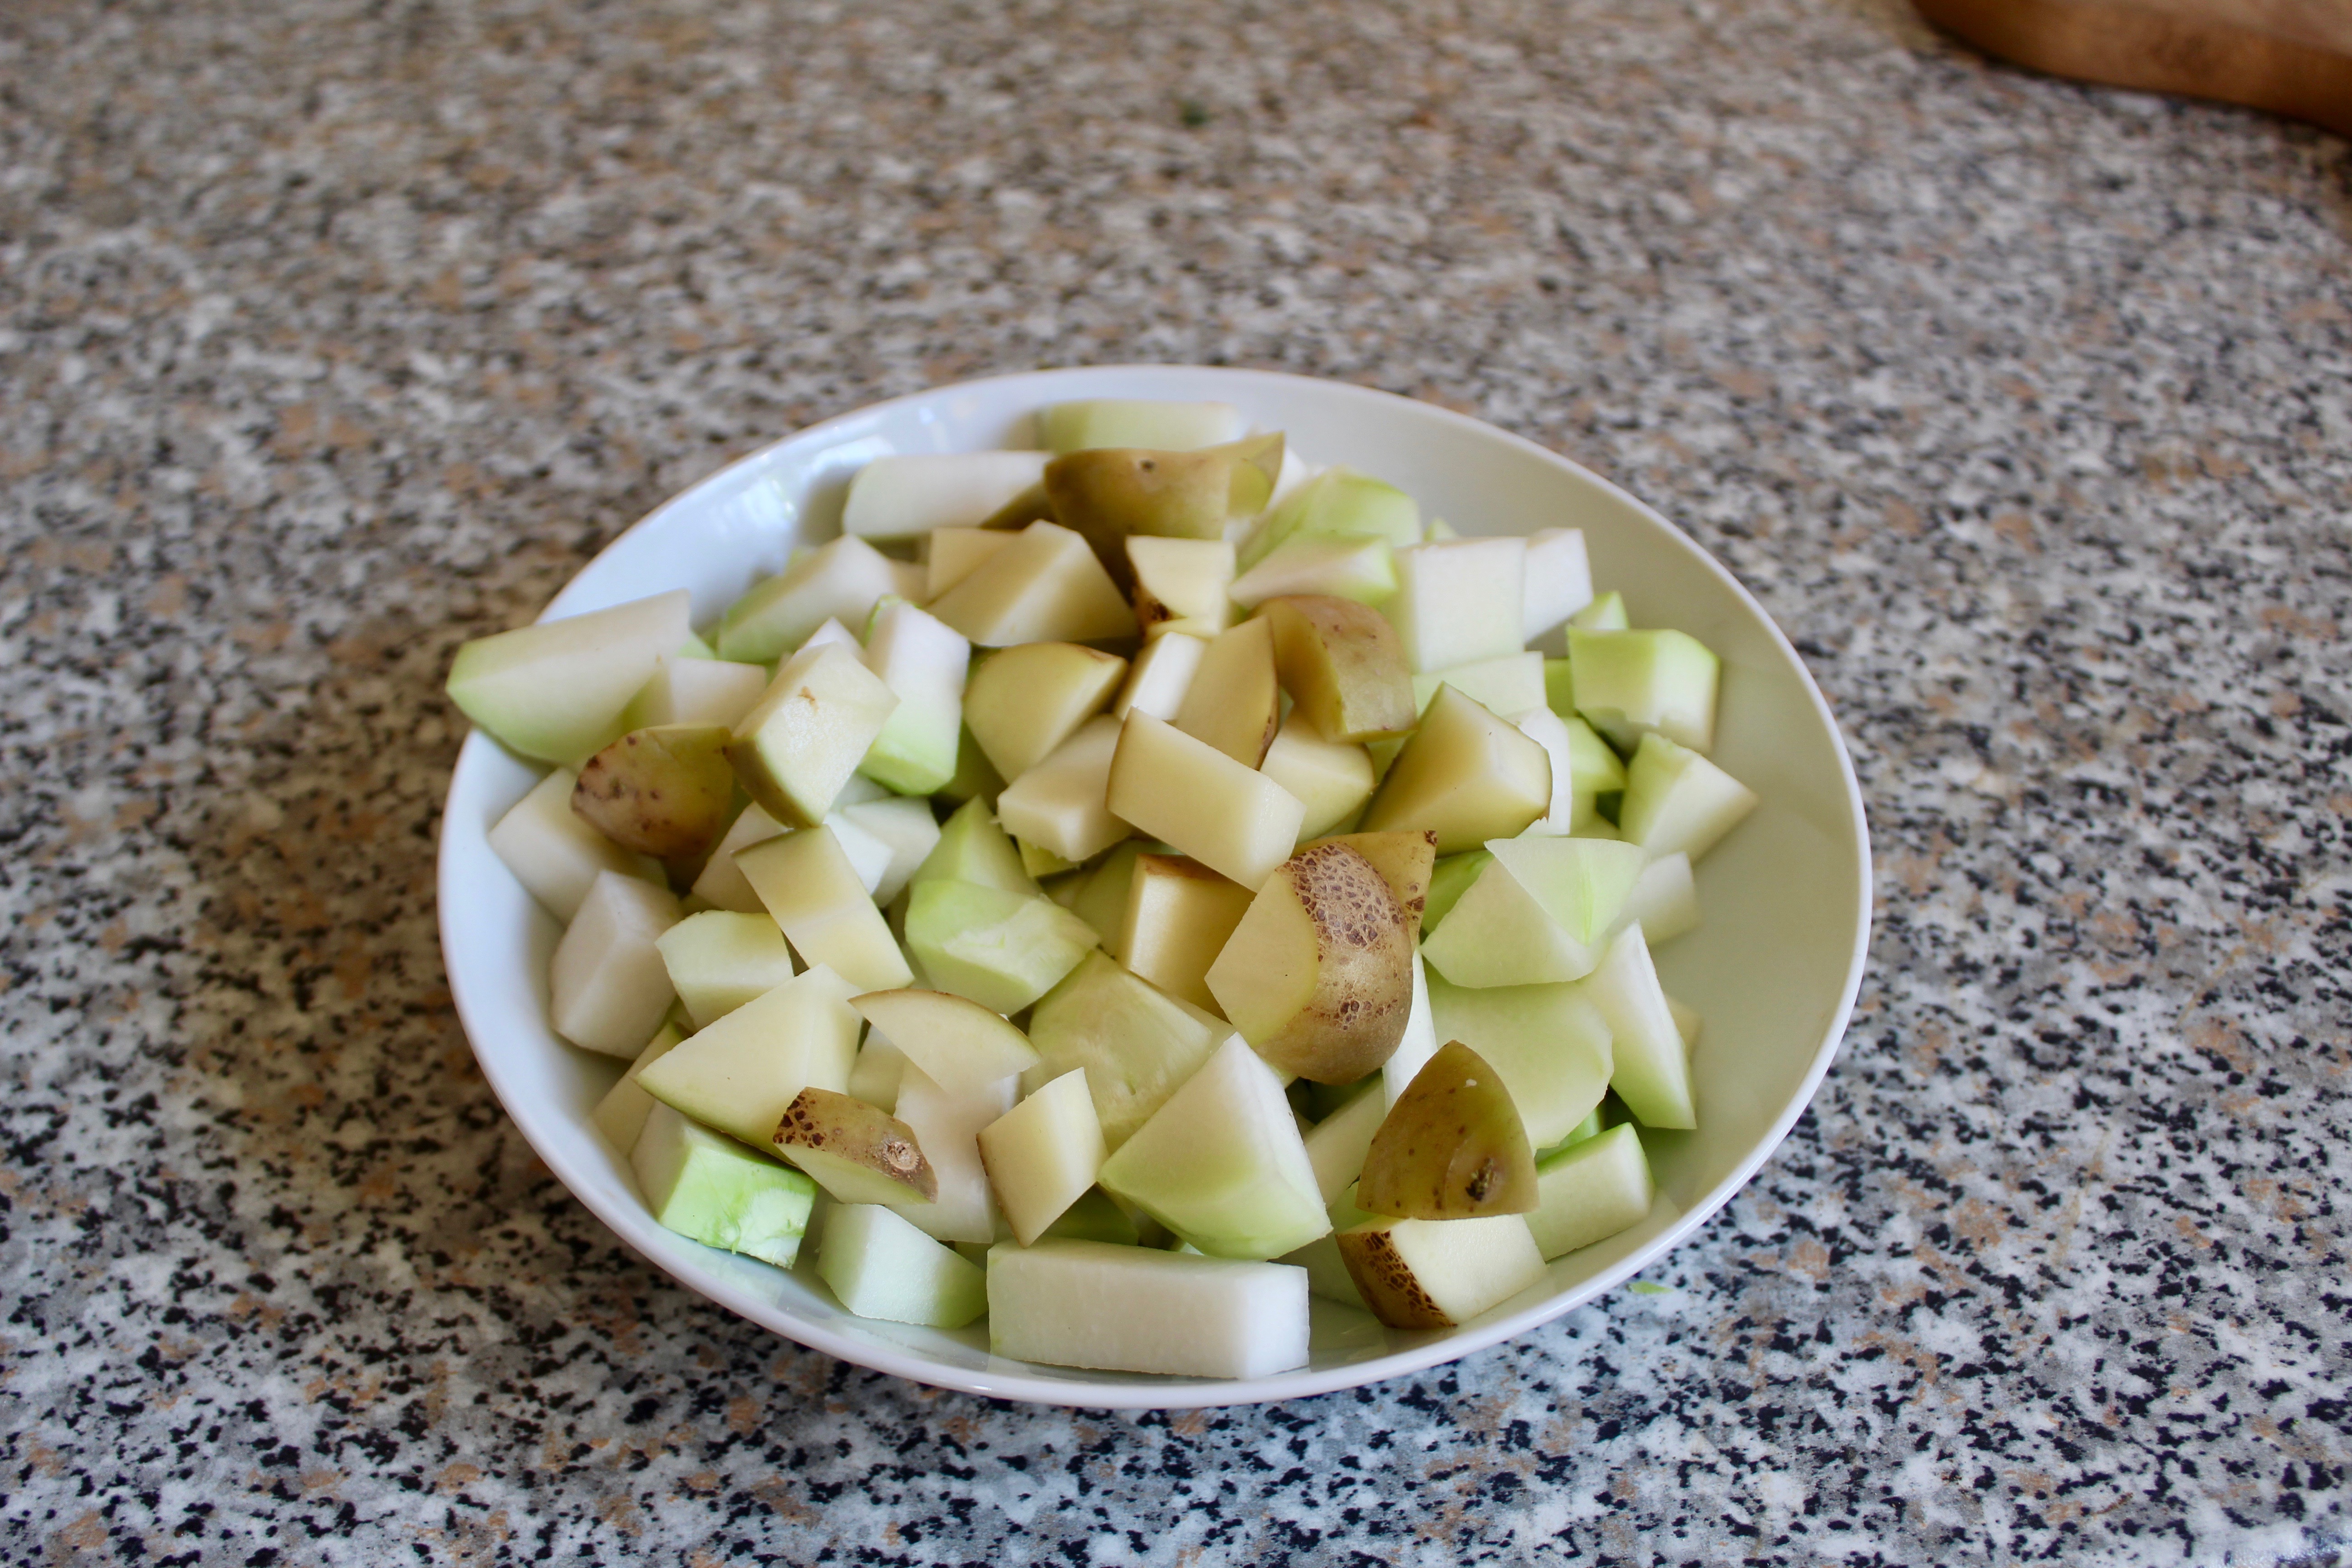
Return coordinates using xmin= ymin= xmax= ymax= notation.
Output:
xmin=2 ymin=0 xmax=2347 ymax=1561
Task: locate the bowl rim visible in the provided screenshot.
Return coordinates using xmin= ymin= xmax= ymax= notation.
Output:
xmin=437 ymin=364 xmax=1873 ymax=1410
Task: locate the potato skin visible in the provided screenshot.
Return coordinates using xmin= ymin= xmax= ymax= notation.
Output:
xmin=1261 ymin=595 xmax=1416 ymax=744
xmin=1357 ymin=1039 xmax=1538 ymax=1220
xmin=572 ymin=724 xmax=736 ymax=860
xmin=773 ymin=1087 xmax=937 ymax=1202
xmin=1336 ymin=1225 xmax=1454 ymax=1329
xmin=1308 ymin=829 xmax=1438 ymax=940
xmin=1255 ymin=842 xmax=1415 ymax=1083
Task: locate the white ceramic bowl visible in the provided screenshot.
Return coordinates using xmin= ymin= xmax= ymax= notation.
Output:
xmin=437 ymin=365 xmax=1871 ymax=1410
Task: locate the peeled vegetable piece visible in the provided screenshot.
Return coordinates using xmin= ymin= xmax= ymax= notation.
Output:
xmin=1381 ymin=953 xmax=1441 ymax=1107
xmin=1336 ymin=1212 xmax=1547 ymax=1330
xmin=571 ymin=725 xmax=736 ymax=861
xmin=911 ymin=797 xmax=1040 ymax=897
xmin=1309 ymin=828 xmax=1437 ymax=941
xmin=1520 ymin=528 xmax=1593 ymax=643
xmin=1359 ymin=684 xmax=1551 ymax=854
xmin=1126 ymin=538 xmax=1235 ymax=642
xmin=1567 ymin=627 xmax=1721 ymax=754
xmin=1097 ymin=1034 xmax=1331 ymax=1259
xmin=447 ymin=589 xmax=691 ymax=764
xmin=1419 ymin=837 xmax=1645 ymax=989
xmin=549 ymin=871 xmax=682 ymax=1057
xmin=977 ymin=1068 xmax=1107 ymax=1246
xmin=1025 ymin=951 xmax=1226 ymax=1149
xmin=1411 ymin=653 xmax=1546 ymax=722
xmin=717 ymin=536 xmax=901 ymax=664
xmin=1260 ymin=595 xmax=1416 ymax=745
xmin=728 ymin=642 xmax=901 ymax=828
xmin=1615 ymin=731 xmax=1759 ymax=864
xmin=1038 ymin=398 xmax=1250 ymax=455
xmin=1426 ymin=974 xmax=1614 ymax=1148
xmin=656 ymin=910 xmax=798 ymax=1029
xmin=1257 ymin=711 xmax=1375 ymax=843
xmin=1042 ymin=435 xmax=1282 ymax=583
xmin=926 ymin=521 xmax=1135 ymax=646
xmin=1119 ymin=854 xmax=1255 ymax=1013
xmin=840 ymin=450 xmax=1052 ymax=540
xmin=633 ymin=1103 xmax=818 ymax=1269
xmin=1627 ymin=852 xmax=1700 ymax=945
xmin=1581 ymin=922 xmax=1695 ymax=1131
xmin=489 ymin=768 xmax=662 ymax=922
xmin=926 ymin=526 xmax=1016 ymax=600
xmin=850 ymin=988 xmax=1039 ymax=1095
xmin=1239 ymin=467 xmax=1421 ymax=572
xmin=846 ymin=1034 xmax=908 ymax=1113
xmin=625 ymin=654 xmax=769 ymax=732
xmin=1301 ymin=1081 xmax=1390 ymax=1206
xmin=818 ymin=1204 xmax=989 ymax=1328
xmin=1356 ymin=1040 xmax=1538 ymax=1221
xmin=964 ymin=641 xmax=1127 ymax=782
xmin=1528 ymin=1122 xmax=1656 ymax=1260
xmin=859 ymin=598 xmax=971 ymax=796
xmin=1112 ymin=629 xmax=1208 ymax=720
xmin=1105 ymin=713 xmax=1307 ymax=892
xmin=593 ymin=1021 xmax=686 ymax=1154
xmin=1204 ymin=842 xmax=1414 ymax=1084
xmin=636 ymin=965 xmax=862 ymax=1150
xmin=995 ymin=715 xmax=1132 ymax=864
xmin=1171 ymin=617 xmax=1281 ymax=767
xmin=1228 ymin=534 xmax=1397 ymax=609
xmin=689 ymin=802 xmax=789 ymax=913
xmin=1065 ymin=840 xmax=1144 ymax=956
xmin=834 ymin=796 xmax=944 ymax=906
xmin=884 ymin=1063 xmax=1015 ymax=1245
xmin=771 ymin=1086 xmax=939 ymax=1205
xmin=738 ymin=827 xmax=914 ymax=993
xmin=987 ymin=1239 xmax=1311 ymax=1379
xmin=1572 ymin=591 xmax=1630 ymax=632
xmin=1422 ymin=849 xmax=1491 ymax=930
xmin=1387 ymin=537 xmax=1525 ymax=674
xmin=1507 ymin=707 xmax=1581 ymax=836
xmin=902 ymin=879 xmax=1099 ymax=1014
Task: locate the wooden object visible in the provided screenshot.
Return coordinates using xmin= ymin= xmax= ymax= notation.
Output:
xmin=1914 ymin=0 xmax=2352 ymax=135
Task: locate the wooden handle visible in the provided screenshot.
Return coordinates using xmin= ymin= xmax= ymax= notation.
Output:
xmin=1914 ymin=0 xmax=2352 ymax=136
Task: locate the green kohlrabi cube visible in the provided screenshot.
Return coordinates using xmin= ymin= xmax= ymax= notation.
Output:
xmin=632 ymin=1102 xmax=817 ymax=1269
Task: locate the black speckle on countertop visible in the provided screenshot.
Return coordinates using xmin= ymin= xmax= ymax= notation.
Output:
xmin=1 ymin=0 xmax=2347 ymax=1561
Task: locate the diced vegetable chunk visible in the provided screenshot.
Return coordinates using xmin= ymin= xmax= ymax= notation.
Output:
xmin=986 ymin=1239 xmax=1310 ymax=1378
xmin=902 ymin=880 xmax=1099 ymax=1014
xmin=633 ymin=1102 xmax=816 ymax=1269
xmin=549 ymin=871 xmax=682 ymax=1057
xmin=1529 ymin=1122 xmax=1656 ymax=1260
xmin=448 ymin=590 xmax=691 ymax=764
xmin=593 ymin=1021 xmax=686 ymax=1154
xmin=637 ymin=965 xmax=862 ymax=1149
xmin=489 ymin=768 xmax=661 ymax=922
xmin=977 ymin=1068 xmax=1107 ymax=1246
xmin=657 ymin=910 xmax=798 ymax=1029
xmin=819 ymin=1204 xmax=990 ymax=1328
xmin=1098 ymin=1034 xmax=1330 ymax=1260
xmin=1337 ymin=1213 xmax=1546 ymax=1329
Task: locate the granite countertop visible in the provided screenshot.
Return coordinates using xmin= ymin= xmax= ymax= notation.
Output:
xmin=4 ymin=0 xmax=2347 ymax=1561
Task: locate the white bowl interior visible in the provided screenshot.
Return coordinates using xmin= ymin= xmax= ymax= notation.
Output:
xmin=437 ymin=366 xmax=1871 ymax=1408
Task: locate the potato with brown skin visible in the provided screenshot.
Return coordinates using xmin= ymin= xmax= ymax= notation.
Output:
xmin=772 ymin=1086 xmax=938 ymax=1206
xmin=1259 ymin=594 xmax=1416 ymax=744
xmin=1042 ymin=434 xmax=1283 ymax=588
xmin=1356 ymin=1039 xmax=1538 ymax=1220
xmin=572 ymin=724 xmax=736 ymax=861
xmin=1203 ymin=841 xmax=1414 ymax=1083
xmin=1307 ymin=828 xmax=1438 ymax=940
